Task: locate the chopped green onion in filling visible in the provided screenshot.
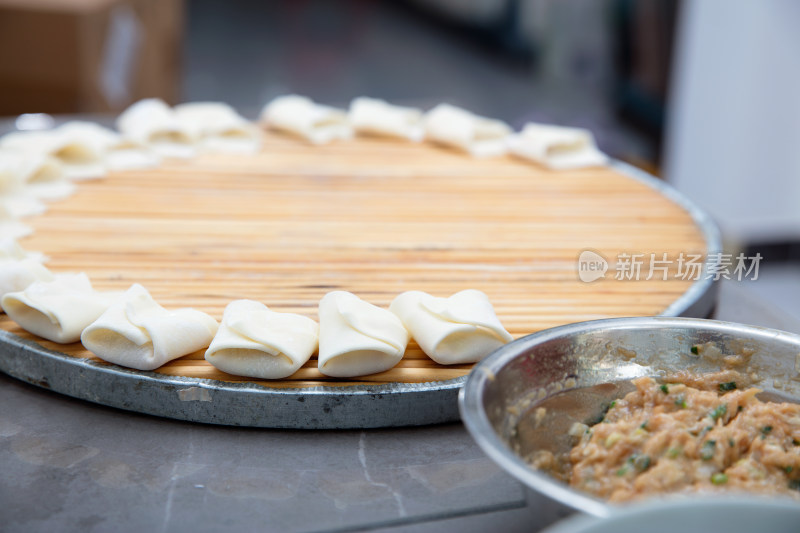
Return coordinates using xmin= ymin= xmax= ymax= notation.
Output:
xmin=710 ymin=404 xmax=727 ymax=421
xmin=701 ymin=440 xmax=716 ymax=461
xmin=674 ymin=394 xmax=687 ymax=409
xmin=667 ymin=447 xmax=683 ymax=458
xmin=711 ymin=472 xmax=728 ymax=485
xmin=633 ymin=454 xmax=651 ymax=471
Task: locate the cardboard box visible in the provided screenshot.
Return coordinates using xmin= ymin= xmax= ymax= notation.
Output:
xmin=0 ymin=0 xmax=183 ymax=116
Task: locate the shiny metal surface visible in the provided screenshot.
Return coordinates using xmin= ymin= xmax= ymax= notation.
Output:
xmin=541 ymin=496 xmax=800 ymax=533
xmin=459 ymin=317 xmax=800 ymax=516
xmin=0 ymin=330 xmax=462 ymax=429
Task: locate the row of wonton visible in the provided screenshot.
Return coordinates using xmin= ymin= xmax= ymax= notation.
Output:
xmin=0 ymin=95 xmax=604 ymax=378
xmin=0 ymin=95 xmax=607 ymax=238
xmin=0 ymin=252 xmax=512 ymax=378
xmin=1 ymin=95 xmax=608 ymax=250
xmin=1 ymin=95 xmax=608 ymax=220
xmin=0 ymin=96 xmax=543 ymax=378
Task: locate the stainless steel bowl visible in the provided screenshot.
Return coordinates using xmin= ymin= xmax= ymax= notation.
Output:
xmin=459 ymin=317 xmax=800 ymax=517
xmin=542 ymin=496 xmax=800 ymax=533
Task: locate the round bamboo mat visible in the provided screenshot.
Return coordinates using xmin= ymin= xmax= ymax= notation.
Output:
xmin=0 ymin=132 xmax=712 ymax=388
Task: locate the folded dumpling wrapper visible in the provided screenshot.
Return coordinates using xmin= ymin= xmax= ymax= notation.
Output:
xmin=1 ymin=193 xmax=46 ymax=219
xmin=0 ymin=150 xmax=69 ymax=214
xmin=205 ymin=299 xmax=318 ymax=379
xmin=318 ymin=291 xmax=409 ymax=377
xmin=508 ymin=123 xmax=608 ymax=170
xmin=0 ymin=239 xmax=46 ymax=263
xmin=390 ymin=289 xmax=513 ymax=365
xmin=82 ymin=283 xmax=219 ymax=371
xmin=424 ymin=104 xmax=511 ymax=158
xmin=0 ymin=150 xmax=73 ymax=200
xmin=174 ymin=102 xmax=262 ymax=154
xmin=348 ymin=97 xmax=424 ymax=141
xmin=20 ymin=157 xmax=72 ymax=201
xmin=58 ymin=121 xmax=160 ymax=171
xmin=2 ymin=273 xmax=117 ymax=343
xmin=260 ymin=95 xmax=352 ymax=145
xmin=116 ymin=99 xmax=197 ymax=159
xmin=0 ymin=197 xmax=37 ymax=239
xmin=0 ymin=259 xmax=54 ymax=313
xmin=0 ymin=130 xmax=106 ymax=180
xmin=0 ymin=151 xmax=26 ymax=194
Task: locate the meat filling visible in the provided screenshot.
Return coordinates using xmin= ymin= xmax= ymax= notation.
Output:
xmin=566 ymin=374 xmax=800 ymax=502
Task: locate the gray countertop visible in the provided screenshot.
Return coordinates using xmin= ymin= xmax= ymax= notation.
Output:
xmin=2 ymin=279 xmax=799 ymax=533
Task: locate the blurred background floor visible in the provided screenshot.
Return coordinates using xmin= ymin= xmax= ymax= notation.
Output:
xmin=745 ymin=264 xmax=800 ymax=328
xmin=182 ymin=0 xmax=657 ymax=168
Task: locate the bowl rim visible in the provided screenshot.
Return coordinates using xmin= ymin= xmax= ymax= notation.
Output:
xmin=541 ymin=494 xmax=800 ymax=533
xmin=458 ymin=316 xmax=800 ymax=517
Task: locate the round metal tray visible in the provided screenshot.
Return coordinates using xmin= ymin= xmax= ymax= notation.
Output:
xmin=0 ymin=160 xmax=721 ymax=429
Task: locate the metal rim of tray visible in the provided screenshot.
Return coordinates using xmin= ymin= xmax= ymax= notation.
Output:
xmin=0 ymin=161 xmax=721 ymax=429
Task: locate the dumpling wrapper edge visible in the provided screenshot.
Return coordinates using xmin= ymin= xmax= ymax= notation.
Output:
xmin=390 ymin=289 xmax=513 ymax=365
xmin=2 ymin=273 xmax=116 ymax=343
xmin=81 ymin=284 xmax=218 ymax=371
xmin=204 ymin=299 xmax=318 ymax=379
xmin=317 ymin=291 xmax=409 ymax=378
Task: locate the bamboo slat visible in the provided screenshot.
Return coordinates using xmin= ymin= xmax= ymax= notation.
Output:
xmin=1 ymin=132 xmax=708 ymax=388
